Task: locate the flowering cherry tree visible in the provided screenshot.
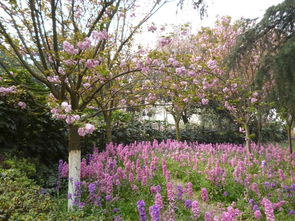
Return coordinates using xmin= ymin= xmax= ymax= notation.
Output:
xmin=191 ymin=17 xmax=269 ymax=153
xmin=148 ymin=26 xmax=204 ymax=140
xmin=0 ymin=0 xmax=170 ymax=209
xmin=91 ymin=64 xmax=158 ymax=143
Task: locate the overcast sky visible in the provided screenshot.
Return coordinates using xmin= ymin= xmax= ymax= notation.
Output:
xmin=138 ymin=0 xmax=284 ymax=48
xmin=151 ymin=0 xmax=284 ymax=27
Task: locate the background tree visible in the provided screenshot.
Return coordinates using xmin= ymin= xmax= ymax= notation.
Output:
xmin=228 ymin=0 xmax=295 ymax=153
xmin=190 ymin=17 xmax=270 ymax=153
xmin=149 ymin=26 xmax=203 ymax=141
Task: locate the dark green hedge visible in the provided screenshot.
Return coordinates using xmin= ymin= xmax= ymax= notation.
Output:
xmin=0 ymin=99 xmax=67 ymax=165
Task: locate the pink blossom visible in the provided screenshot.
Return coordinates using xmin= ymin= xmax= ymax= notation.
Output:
xmin=252 ymin=92 xmax=258 ymax=97
xmin=74 ymin=7 xmax=83 ymax=18
xmin=223 ymin=87 xmax=230 ymax=93
xmin=152 ymin=59 xmax=160 ymax=66
xmin=92 ymin=30 xmax=108 ymax=41
xmin=58 ymin=67 xmax=65 ymax=75
xmin=65 ymin=115 xmax=80 ymax=124
xmin=183 ymin=98 xmax=189 ymax=103
xmin=203 ymin=80 xmax=210 ymax=89
xmin=54 ymin=113 xmax=66 ymax=120
xmin=83 ymin=83 xmax=91 ymax=88
xmin=145 ymin=57 xmax=152 ymax=65
xmin=148 ymin=25 xmax=157 ymax=32
xmin=18 ymin=101 xmax=26 ymax=109
xmin=207 ymin=60 xmax=217 ymax=70
xmin=224 ymin=101 xmax=236 ymax=111
xmin=176 ymin=66 xmax=186 ymax=75
xmin=168 ymin=57 xmax=175 ymax=64
xmin=239 ymin=127 xmax=245 ymax=133
xmin=120 ymin=60 xmax=126 ymax=67
xmin=85 ymin=123 xmax=95 ymax=134
xmin=78 ymin=127 xmax=86 ymax=136
xmin=159 ymin=37 xmax=172 ymax=47
xmin=63 ymin=41 xmax=78 ymax=55
xmin=250 ymin=97 xmax=258 ymax=103
xmin=50 ymin=108 xmax=60 ymax=115
xmin=231 ymin=83 xmax=238 ymax=89
xmin=202 ymin=98 xmax=209 ymax=105
xmin=47 ymin=75 xmax=61 ymax=83
xmin=86 ymin=59 xmax=100 ymax=69
xmin=61 ymin=101 xmax=72 ymax=113
xmin=77 ymin=37 xmax=92 ymax=50
xmin=63 ymin=59 xmax=76 ymax=66
xmin=193 ymin=56 xmax=201 ymax=62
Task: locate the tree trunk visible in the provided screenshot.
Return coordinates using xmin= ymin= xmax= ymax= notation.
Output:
xmin=287 ymin=125 xmax=293 ymax=154
xmin=105 ymin=116 xmax=113 ymax=143
xmin=257 ymin=112 xmax=262 ymax=148
xmin=68 ymin=125 xmax=81 ymax=210
xmin=182 ymin=111 xmax=189 ymax=124
xmin=245 ymin=123 xmax=251 ymax=154
xmin=103 ymin=110 xmax=113 ymax=143
xmin=173 ymin=114 xmax=181 ymax=141
xmin=175 ymin=120 xmax=181 ymax=141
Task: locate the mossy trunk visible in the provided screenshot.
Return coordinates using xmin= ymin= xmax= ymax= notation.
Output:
xmin=105 ymin=116 xmax=113 ymax=143
xmin=257 ymin=112 xmax=262 ymax=148
xmin=287 ymin=125 xmax=293 ymax=154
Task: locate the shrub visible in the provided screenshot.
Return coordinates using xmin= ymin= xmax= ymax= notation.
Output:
xmin=0 ymin=100 xmax=67 ymax=165
xmin=0 ymin=158 xmax=55 ymax=220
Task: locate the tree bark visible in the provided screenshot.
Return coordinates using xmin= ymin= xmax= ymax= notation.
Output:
xmin=68 ymin=124 xmax=81 ymax=210
xmin=105 ymin=115 xmax=113 ymax=143
xmin=173 ymin=114 xmax=181 ymax=141
xmin=102 ymin=110 xmax=113 ymax=143
xmin=175 ymin=120 xmax=181 ymax=141
xmin=182 ymin=111 xmax=189 ymax=124
xmin=287 ymin=125 xmax=293 ymax=154
xmin=245 ymin=123 xmax=251 ymax=154
xmin=257 ymin=112 xmax=262 ymax=148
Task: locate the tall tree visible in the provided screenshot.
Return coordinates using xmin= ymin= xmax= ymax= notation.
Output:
xmin=228 ymin=0 xmax=295 ymax=153
xmin=0 ymin=0 xmax=170 ymax=209
xmin=190 ymin=17 xmax=269 ymax=153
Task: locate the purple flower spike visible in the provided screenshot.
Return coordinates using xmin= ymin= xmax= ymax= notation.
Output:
xmin=137 ymin=200 xmax=147 ymax=221
xmin=149 ymin=205 xmax=160 ymax=221
xmin=184 ymin=199 xmax=192 ymax=209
